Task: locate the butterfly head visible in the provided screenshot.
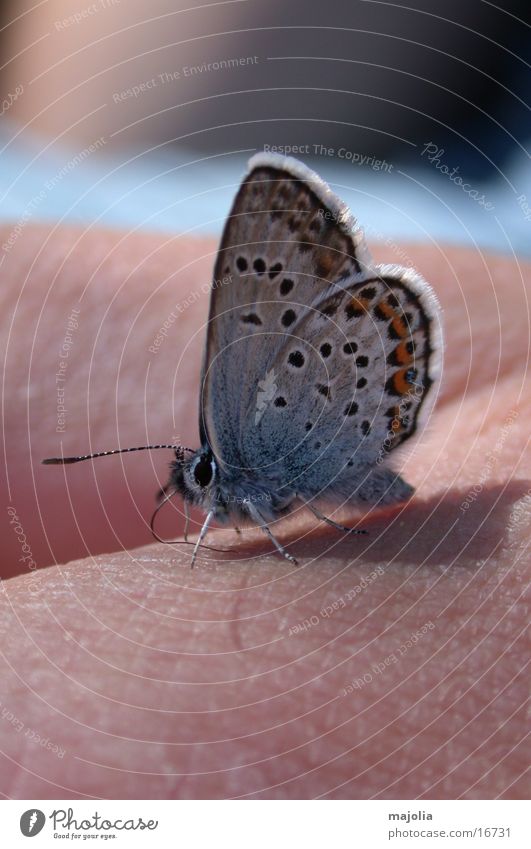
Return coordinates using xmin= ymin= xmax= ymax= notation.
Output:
xmin=168 ymin=446 xmax=220 ymax=510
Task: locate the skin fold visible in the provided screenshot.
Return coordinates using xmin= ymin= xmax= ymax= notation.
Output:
xmin=0 ymin=224 xmax=529 ymax=799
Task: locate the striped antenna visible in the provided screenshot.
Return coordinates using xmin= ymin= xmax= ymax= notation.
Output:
xmin=42 ymin=444 xmax=194 ymax=465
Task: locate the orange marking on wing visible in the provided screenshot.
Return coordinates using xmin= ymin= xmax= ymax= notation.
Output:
xmin=376 ymin=301 xmax=410 ymax=338
xmin=394 ymin=341 xmax=413 ymax=365
xmin=391 ymin=316 xmax=408 ymax=339
xmin=392 ymin=368 xmax=412 ymax=396
xmin=375 ymin=299 xmax=410 ymax=338
xmin=376 ymin=300 xmax=396 ymax=320
xmin=350 ymin=296 xmax=369 ymax=314
xmin=316 ymin=250 xmax=335 ymax=277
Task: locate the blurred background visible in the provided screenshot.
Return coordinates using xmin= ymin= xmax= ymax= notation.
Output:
xmin=1 ymin=0 xmax=530 ymax=249
xmin=1 ymin=0 xmax=529 ymax=577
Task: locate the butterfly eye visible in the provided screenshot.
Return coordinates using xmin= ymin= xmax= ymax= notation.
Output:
xmin=192 ymin=455 xmax=215 ymax=488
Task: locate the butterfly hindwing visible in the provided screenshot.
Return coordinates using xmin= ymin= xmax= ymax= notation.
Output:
xmin=242 ymin=267 xmax=442 ymax=502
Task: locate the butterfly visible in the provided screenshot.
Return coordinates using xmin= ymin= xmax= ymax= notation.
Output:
xmin=44 ymin=154 xmax=443 ymax=566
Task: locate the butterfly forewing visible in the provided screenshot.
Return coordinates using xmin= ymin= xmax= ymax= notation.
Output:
xmin=200 ymin=154 xmax=372 ymax=467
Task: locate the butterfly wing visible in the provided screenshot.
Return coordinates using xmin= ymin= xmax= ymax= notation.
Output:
xmin=200 ymin=154 xmax=442 ymax=509
xmin=242 ymin=266 xmax=442 ymax=505
xmin=200 ymin=153 xmax=372 ymax=468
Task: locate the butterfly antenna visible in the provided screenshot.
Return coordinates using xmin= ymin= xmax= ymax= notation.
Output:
xmin=44 ymin=444 xmax=232 ymax=558
xmin=42 ymin=444 xmax=196 ymax=465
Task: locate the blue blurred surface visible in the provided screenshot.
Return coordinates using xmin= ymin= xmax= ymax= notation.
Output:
xmin=0 ymin=123 xmax=529 ymax=256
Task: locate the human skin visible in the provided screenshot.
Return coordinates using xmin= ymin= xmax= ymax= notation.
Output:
xmin=0 ymin=224 xmax=529 ymax=798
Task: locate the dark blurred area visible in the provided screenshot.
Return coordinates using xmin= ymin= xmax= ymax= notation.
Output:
xmin=1 ymin=0 xmax=529 ymax=177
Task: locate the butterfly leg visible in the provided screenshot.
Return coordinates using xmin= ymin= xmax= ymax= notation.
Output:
xmin=245 ymin=500 xmax=298 ymax=565
xmin=183 ymin=500 xmax=191 ymax=543
xmin=191 ymin=509 xmax=215 ymax=568
xmin=307 ymin=504 xmax=368 ymax=535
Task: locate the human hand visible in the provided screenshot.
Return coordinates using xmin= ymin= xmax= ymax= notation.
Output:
xmin=0 ymin=224 xmax=528 ymax=798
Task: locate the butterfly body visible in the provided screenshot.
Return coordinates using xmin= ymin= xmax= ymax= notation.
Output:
xmin=168 ymin=447 xmax=297 ymax=526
